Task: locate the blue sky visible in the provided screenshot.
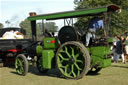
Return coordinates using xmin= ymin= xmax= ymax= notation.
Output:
xmin=0 ymin=0 xmax=75 ymax=27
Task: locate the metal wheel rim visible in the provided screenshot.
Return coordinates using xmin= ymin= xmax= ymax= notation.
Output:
xmin=15 ymin=57 xmax=24 ymax=74
xmin=56 ymin=42 xmax=90 ymax=79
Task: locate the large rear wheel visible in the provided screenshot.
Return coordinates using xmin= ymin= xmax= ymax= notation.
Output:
xmin=56 ymin=41 xmax=90 ymax=79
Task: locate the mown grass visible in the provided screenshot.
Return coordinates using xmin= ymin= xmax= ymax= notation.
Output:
xmin=0 ymin=63 xmax=128 ymax=85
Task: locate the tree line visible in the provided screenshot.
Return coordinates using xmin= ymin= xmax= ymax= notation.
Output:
xmin=0 ymin=19 xmax=58 ymax=39
xmin=74 ymin=0 xmax=128 ymax=36
xmin=1 ymin=0 xmax=128 ymax=37
xmin=19 ymin=19 xmax=58 ymax=39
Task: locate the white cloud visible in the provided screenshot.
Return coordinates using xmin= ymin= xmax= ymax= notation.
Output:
xmin=0 ymin=0 xmax=75 ymax=27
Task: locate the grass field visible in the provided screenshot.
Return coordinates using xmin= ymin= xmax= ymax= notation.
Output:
xmin=0 ymin=63 xmax=128 ymax=85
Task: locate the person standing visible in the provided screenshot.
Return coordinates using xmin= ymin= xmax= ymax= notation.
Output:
xmin=124 ymin=32 xmax=128 ymax=64
xmin=115 ymin=36 xmax=124 ymax=63
xmin=111 ymin=35 xmax=119 ymax=61
xmin=86 ymin=17 xmax=106 ymax=46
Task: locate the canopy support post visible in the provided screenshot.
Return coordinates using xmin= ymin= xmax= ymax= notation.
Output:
xmin=31 ymin=20 xmax=37 ymax=41
xmin=64 ymin=18 xmax=74 ymax=27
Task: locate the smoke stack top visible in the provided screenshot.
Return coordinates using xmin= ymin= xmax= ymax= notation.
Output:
xmin=29 ymin=12 xmax=37 ymax=17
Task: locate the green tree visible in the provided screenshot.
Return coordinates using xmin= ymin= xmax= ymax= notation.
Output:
xmin=74 ymin=0 xmax=128 ymax=35
xmin=109 ymin=0 xmax=128 ymax=35
xmin=37 ymin=22 xmax=58 ymax=32
xmin=0 ymin=23 xmax=4 ymax=28
xmin=19 ymin=19 xmax=42 ymax=39
xmin=44 ymin=22 xmax=58 ymax=32
xmin=19 ymin=19 xmax=31 ymax=38
xmin=19 ymin=19 xmax=58 ymax=39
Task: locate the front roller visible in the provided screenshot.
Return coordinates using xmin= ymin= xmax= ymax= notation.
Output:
xmin=56 ymin=41 xmax=90 ymax=79
xmin=15 ymin=54 xmax=29 ymax=76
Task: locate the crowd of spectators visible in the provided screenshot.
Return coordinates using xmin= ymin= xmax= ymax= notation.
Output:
xmin=111 ymin=32 xmax=128 ymax=64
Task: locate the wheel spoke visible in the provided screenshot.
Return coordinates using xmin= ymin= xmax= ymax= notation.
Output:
xmin=75 ymin=53 xmax=80 ymax=59
xmin=57 ymin=57 xmax=62 ymax=64
xmin=58 ymin=53 xmax=64 ymax=59
xmin=15 ymin=60 xmax=18 ymax=67
xmin=19 ymin=61 xmax=24 ymax=73
xmin=60 ymin=49 xmax=65 ymax=53
xmin=20 ymin=67 xmax=24 ymax=72
xmin=66 ymin=52 xmax=72 ymax=58
xmin=65 ymin=65 xmax=69 ymax=73
xmin=59 ymin=64 xmax=72 ymax=77
xmin=59 ymin=65 xmax=66 ymax=68
xmin=59 ymin=68 xmax=65 ymax=75
xmin=77 ymin=70 xmax=80 ymax=76
xmin=71 ymin=64 xmax=76 ymax=77
xmin=70 ymin=46 xmax=75 ymax=58
xmin=65 ymin=47 xmax=71 ymax=58
xmin=69 ymin=71 xmax=72 ymax=75
xmin=17 ymin=67 xmax=22 ymax=74
xmin=76 ymin=59 xmax=83 ymax=64
xmin=21 ymin=59 xmax=24 ymax=63
xmin=16 ymin=58 xmax=21 ymax=64
xmin=74 ymin=63 xmax=82 ymax=71
xmin=60 ymin=60 xmax=63 ymax=63
xmin=63 ymin=58 xmax=69 ymax=61
xmin=17 ymin=58 xmax=23 ymax=66
xmin=58 ymin=53 xmax=69 ymax=62
xmin=15 ymin=59 xmax=20 ymax=73
xmin=64 ymin=46 xmax=68 ymax=52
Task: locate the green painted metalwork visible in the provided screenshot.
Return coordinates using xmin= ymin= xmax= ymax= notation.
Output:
xmin=28 ymin=7 xmax=107 ymax=21
xmin=91 ymin=55 xmax=111 ymax=68
xmin=28 ymin=5 xmax=120 ymax=77
xmin=42 ymin=50 xmax=54 ymax=69
xmin=15 ymin=57 xmax=24 ymax=74
xmin=28 ymin=5 xmax=120 ymax=21
xmin=57 ymin=45 xmax=86 ymax=78
xmin=90 ymin=46 xmax=110 ymax=58
xmin=36 ymin=45 xmax=43 ymax=57
xmin=43 ymin=37 xmax=59 ymax=49
xmin=88 ymin=46 xmax=111 ymax=68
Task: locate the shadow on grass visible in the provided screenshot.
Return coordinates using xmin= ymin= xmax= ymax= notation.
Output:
xmin=87 ymin=72 xmax=101 ymax=76
xmin=86 ymin=71 xmax=100 ymax=76
xmin=10 ymin=71 xmax=19 ymax=75
xmin=30 ymin=65 xmax=63 ymax=78
xmin=10 ymin=65 xmax=102 ymax=79
xmin=112 ymin=64 xmax=128 ymax=69
xmin=10 ymin=65 xmax=64 ymax=79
